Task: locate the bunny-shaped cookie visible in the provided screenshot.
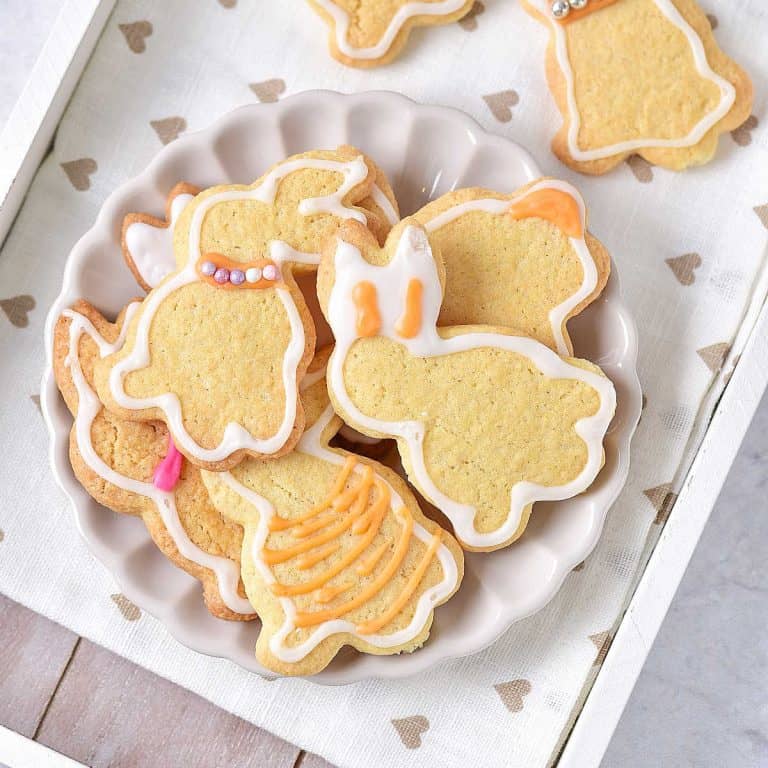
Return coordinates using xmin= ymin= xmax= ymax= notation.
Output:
xmin=523 ymin=0 xmax=753 ymax=173
xmin=54 ymin=300 xmax=255 ymax=620
xmin=414 ymin=178 xmax=610 ymax=355
xmin=203 ymin=349 xmax=463 ymax=675
xmin=96 ymin=148 xmax=383 ymax=471
xmin=317 ymin=219 xmax=616 ymax=551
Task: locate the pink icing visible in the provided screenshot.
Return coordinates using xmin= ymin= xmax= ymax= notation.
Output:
xmin=153 ymin=435 xmax=183 ymax=491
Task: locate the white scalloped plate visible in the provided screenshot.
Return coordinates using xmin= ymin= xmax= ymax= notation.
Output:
xmin=42 ymin=91 xmax=641 ymax=684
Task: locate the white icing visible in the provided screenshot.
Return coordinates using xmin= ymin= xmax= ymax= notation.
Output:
xmin=124 ymin=193 xmax=195 ymax=288
xmin=369 ymin=184 xmax=400 ymax=227
xmin=315 ymin=0 xmax=470 ymax=60
xmin=325 ymin=225 xmax=616 ymax=549
xmin=530 ymin=0 xmax=736 ymax=160
xmin=108 ymin=156 xmax=372 ymax=463
xmin=423 ymin=179 xmax=596 ymax=356
xmin=63 ymin=306 xmax=253 ymax=615
xmin=220 ymin=403 xmax=458 ymax=663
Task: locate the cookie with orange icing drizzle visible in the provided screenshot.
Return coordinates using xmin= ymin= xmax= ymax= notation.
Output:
xmin=413 ymin=178 xmax=610 ymax=355
xmin=202 ymin=348 xmax=463 ymax=675
xmin=53 ymin=300 xmax=256 ymax=621
xmin=522 ymin=0 xmax=752 ymax=173
xmin=95 ymin=147 xmax=386 ymax=472
xmin=317 ymin=218 xmax=617 ymax=552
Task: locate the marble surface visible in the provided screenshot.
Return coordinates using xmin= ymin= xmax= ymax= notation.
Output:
xmin=2 ymin=6 xmax=766 ymax=766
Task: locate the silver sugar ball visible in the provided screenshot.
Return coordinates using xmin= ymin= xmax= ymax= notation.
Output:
xmin=569 ymin=0 xmax=588 ymax=9
xmin=552 ymin=0 xmax=571 ymax=19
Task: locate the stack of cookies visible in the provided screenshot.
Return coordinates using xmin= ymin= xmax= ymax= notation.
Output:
xmin=53 ymin=146 xmax=616 ymax=675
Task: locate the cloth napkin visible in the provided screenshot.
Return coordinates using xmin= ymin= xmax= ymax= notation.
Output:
xmin=1 ymin=2 xmax=766 ymax=766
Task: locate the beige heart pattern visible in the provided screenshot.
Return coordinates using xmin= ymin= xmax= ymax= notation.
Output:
xmin=482 ymin=90 xmax=519 ymax=123
xmin=494 ymin=679 xmax=532 ymax=712
xmin=30 ymin=394 xmax=41 ymax=414
xmin=0 ymin=295 xmax=35 ymax=327
xmin=219 ymin=0 xmax=237 ymax=6
xmin=754 ymin=204 xmax=768 ymax=229
xmin=697 ymin=342 xmax=730 ymax=374
xmin=666 ymin=253 xmax=702 ymax=285
xmin=643 ymin=483 xmax=678 ymax=525
xmin=458 ymin=1 xmax=485 ymax=31
xmin=249 ymin=79 xmax=286 ymax=103
xmin=589 ymin=631 xmax=612 ymax=666
xmin=0 ymin=530 xmax=4 ymax=543
xmin=706 ymin=14 xmax=718 ymax=30
xmin=61 ymin=159 xmax=97 ymax=191
xmin=731 ymin=115 xmax=758 ymax=147
xmin=626 ymin=155 xmax=653 ymax=183
xmin=119 ymin=21 xmax=153 ymax=53
xmin=150 ymin=117 xmax=187 ymax=145
xmin=391 ymin=716 xmax=429 ymax=749
xmin=111 ymin=593 xmax=142 ymax=621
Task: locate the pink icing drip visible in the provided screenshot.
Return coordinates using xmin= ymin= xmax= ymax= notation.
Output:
xmin=153 ymin=435 xmax=183 ymax=491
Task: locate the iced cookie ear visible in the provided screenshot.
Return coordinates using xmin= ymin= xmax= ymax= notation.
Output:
xmin=522 ymin=0 xmax=753 ymax=173
xmin=414 ymin=178 xmax=610 ymax=355
xmin=53 ymin=300 xmax=256 ymax=621
xmin=122 ymin=182 xmax=200 ymax=291
xmin=308 ymin=0 xmax=477 ymax=68
xmin=202 ymin=347 xmax=463 ymax=676
xmin=320 ymin=222 xmax=617 ymax=552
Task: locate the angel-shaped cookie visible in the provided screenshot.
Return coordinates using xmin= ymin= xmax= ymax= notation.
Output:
xmin=53 ymin=300 xmax=255 ymax=620
xmin=309 ymin=0 xmax=475 ymax=67
xmin=523 ymin=0 xmax=753 ymax=173
xmin=317 ymin=218 xmax=616 ymax=551
xmin=203 ymin=349 xmax=463 ymax=675
xmin=414 ymin=178 xmax=610 ymax=355
xmin=96 ymin=147 xmax=385 ymax=471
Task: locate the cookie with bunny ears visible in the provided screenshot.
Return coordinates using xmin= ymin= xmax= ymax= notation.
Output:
xmin=309 ymin=0 xmax=476 ymax=68
xmin=414 ymin=178 xmax=610 ymax=355
xmin=96 ymin=147 xmax=384 ymax=472
xmin=202 ymin=347 xmax=463 ymax=676
xmin=53 ymin=300 xmax=255 ymax=621
xmin=317 ymin=218 xmax=616 ymax=552
xmin=523 ymin=0 xmax=753 ymax=174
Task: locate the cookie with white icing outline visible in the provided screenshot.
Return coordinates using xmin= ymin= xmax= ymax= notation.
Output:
xmin=309 ymin=0 xmax=476 ymax=68
xmin=202 ymin=347 xmax=463 ymax=675
xmin=53 ymin=300 xmax=255 ymax=621
xmin=317 ymin=218 xmax=617 ymax=552
xmin=414 ymin=178 xmax=610 ymax=355
xmin=523 ymin=0 xmax=753 ymax=173
xmin=96 ymin=147 xmax=382 ymax=472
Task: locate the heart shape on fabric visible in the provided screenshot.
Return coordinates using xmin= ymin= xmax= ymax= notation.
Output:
xmin=249 ymin=79 xmax=286 ymax=103
xmin=0 ymin=295 xmax=35 ymax=327
xmin=119 ymin=21 xmax=152 ymax=53
xmin=665 ymin=253 xmax=702 ymax=285
xmin=150 ymin=117 xmax=187 ymax=145
xmin=458 ymin=1 xmax=485 ymax=30
xmin=61 ymin=159 xmax=97 ymax=191
xmin=494 ymin=679 xmax=532 ymax=712
xmin=626 ymin=155 xmax=653 ymax=183
xmin=111 ymin=593 xmax=141 ymax=621
xmin=482 ymin=90 xmax=519 ymax=123
xmin=391 ymin=716 xmax=429 ymax=748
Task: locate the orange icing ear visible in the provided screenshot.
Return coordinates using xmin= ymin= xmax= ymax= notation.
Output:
xmin=395 ymin=279 xmax=423 ymax=339
xmin=508 ymin=188 xmax=583 ymax=238
xmin=557 ymin=0 xmax=619 ymax=24
xmin=352 ymin=281 xmax=381 ymax=337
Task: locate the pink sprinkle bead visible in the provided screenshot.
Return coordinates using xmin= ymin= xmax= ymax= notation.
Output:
xmin=230 ymin=269 xmax=245 ymax=285
xmin=214 ymin=267 xmax=230 ymax=284
xmin=200 ymin=260 xmax=216 ymax=276
xmin=263 ymin=264 xmax=278 ymax=281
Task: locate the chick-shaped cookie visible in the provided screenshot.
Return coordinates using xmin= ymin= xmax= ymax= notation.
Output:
xmin=96 ymin=148 xmax=382 ymax=471
xmin=523 ymin=0 xmax=753 ymax=173
xmin=203 ymin=348 xmax=463 ymax=676
xmin=54 ymin=300 xmax=255 ymax=620
xmin=309 ymin=0 xmax=476 ymax=67
xmin=414 ymin=178 xmax=610 ymax=355
xmin=317 ymin=218 xmax=617 ymax=551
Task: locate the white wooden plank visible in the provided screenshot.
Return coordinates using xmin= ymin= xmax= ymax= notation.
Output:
xmin=0 ymin=0 xmax=115 ymax=246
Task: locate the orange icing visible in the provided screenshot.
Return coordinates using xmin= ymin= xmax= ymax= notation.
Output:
xmin=557 ymin=0 xmax=619 ymax=24
xmin=262 ymin=456 xmax=442 ymax=633
xmin=196 ymin=253 xmax=282 ymax=289
xmin=352 ymin=281 xmax=381 ymax=337
xmin=508 ymin=188 xmax=583 ymax=238
xmin=394 ymin=279 xmax=423 ymax=339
